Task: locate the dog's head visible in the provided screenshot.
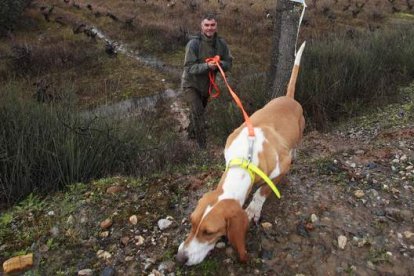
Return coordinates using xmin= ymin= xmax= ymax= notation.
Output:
xmin=176 ymin=192 xmax=249 ymax=265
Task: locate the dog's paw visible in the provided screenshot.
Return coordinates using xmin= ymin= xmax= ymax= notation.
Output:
xmin=245 ymin=202 xmax=263 ymax=224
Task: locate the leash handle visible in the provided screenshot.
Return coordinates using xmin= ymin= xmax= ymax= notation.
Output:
xmin=205 ymin=56 xmax=255 ymax=137
xmin=207 ymin=70 xmax=220 ymax=98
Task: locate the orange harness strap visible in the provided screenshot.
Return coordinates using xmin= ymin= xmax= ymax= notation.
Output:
xmin=205 ymin=55 xmax=255 ymax=137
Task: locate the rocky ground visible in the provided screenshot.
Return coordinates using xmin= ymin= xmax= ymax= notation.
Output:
xmin=1 ymin=85 xmax=413 ymax=275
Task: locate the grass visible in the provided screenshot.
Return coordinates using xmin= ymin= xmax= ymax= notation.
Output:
xmin=0 ymin=82 xmax=192 ymax=206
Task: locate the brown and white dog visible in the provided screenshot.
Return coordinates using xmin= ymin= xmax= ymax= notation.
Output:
xmin=176 ymin=42 xmax=306 ymax=266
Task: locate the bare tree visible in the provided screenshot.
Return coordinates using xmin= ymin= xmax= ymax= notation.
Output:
xmin=266 ymin=0 xmax=304 ymax=100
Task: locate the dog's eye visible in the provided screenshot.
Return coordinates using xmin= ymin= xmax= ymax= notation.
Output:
xmin=203 ymin=229 xmax=215 ymax=236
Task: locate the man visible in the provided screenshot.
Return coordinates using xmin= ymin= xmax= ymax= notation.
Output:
xmin=181 ymin=13 xmax=233 ymax=148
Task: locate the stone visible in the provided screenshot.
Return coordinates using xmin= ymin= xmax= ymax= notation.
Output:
xmin=78 ymin=269 xmax=93 ymax=276
xmin=158 ymin=260 xmax=175 ymax=273
xmin=101 ymin=267 xmax=116 ymax=276
xmin=67 ymin=215 xmax=75 ymax=225
xmin=216 ymin=242 xmax=226 ymax=249
xmin=50 ymin=226 xmax=60 ymax=237
xmin=261 ymin=222 xmax=272 ymax=230
xmin=100 ymin=218 xmax=113 ymax=230
xmin=158 ymin=218 xmax=173 ymax=230
xmin=99 ymin=231 xmax=110 ymax=238
xmin=120 ymin=236 xmax=130 ymax=246
xmin=97 ymin=250 xmax=112 ymax=260
xmin=354 ymin=190 xmax=365 ymax=198
xmin=2 ymin=254 xmax=34 ymax=274
xmin=129 ymin=215 xmax=138 ymax=225
xmin=338 ymin=235 xmax=347 ymax=249
xmin=311 ymin=214 xmax=318 ymax=223
xmin=106 ymin=186 xmax=124 ymax=194
xmin=135 ymin=235 xmax=145 ymax=246
xmin=404 ymin=231 xmax=414 ymax=239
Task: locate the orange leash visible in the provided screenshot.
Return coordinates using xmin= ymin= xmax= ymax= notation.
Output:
xmin=205 ymin=55 xmax=255 ymax=137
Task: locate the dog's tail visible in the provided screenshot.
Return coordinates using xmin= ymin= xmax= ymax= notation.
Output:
xmin=286 ymin=42 xmax=306 ymax=99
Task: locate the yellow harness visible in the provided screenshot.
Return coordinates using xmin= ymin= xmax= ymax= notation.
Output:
xmin=226 ymin=158 xmax=281 ymax=199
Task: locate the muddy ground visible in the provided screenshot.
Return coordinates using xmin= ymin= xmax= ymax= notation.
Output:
xmin=1 ymin=87 xmax=413 ymax=276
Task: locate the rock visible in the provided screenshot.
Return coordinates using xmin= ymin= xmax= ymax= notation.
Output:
xmin=385 ymin=207 xmax=412 ymax=222
xmin=106 ymin=185 xmax=124 ymax=194
xmin=2 ymin=253 xmax=34 ymax=274
xmin=338 ymin=235 xmax=347 ymax=249
xmin=355 ymin=150 xmax=365 ymax=155
xmin=149 ymin=269 xmax=162 ymax=276
xmin=97 ymin=250 xmax=112 ymax=260
xmin=67 ymin=215 xmax=75 ymax=225
xmin=225 ymin=247 xmax=234 ymax=256
xmin=135 ymin=235 xmax=145 ymax=246
xmin=296 ymin=222 xmax=310 ymax=237
xmin=216 ymin=242 xmax=226 ymax=249
xmin=120 ymin=236 xmax=130 ymax=246
xmin=224 ymin=258 xmax=232 ymax=264
xmin=100 ymin=218 xmax=113 ymax=230
xmin=101 ymin=267 xmax=116 ymax=276
xmin=261 ymin=222 xmax=272 ymax=230
xmin=78 ymin=269 xmax=94 ymax=276
xmin=50 ymin=226 xmax=60 ymax=237
xmin=404 ymin=231 xmax=414 ymax=239
xmin=129 ymin=215 xmax=138 ymax=225
xmin=100 ymin=231 xmax=110 ymax=238
xmin=310 ymin=214 xmax=318 ymax=223
xmin=158 ymin=218 xmax=173 ymax=230
xmin=367 ymin=261 xmax=375 ymax=269
xmin=158 ymin=260 xmax=175 ymax=273
xmin=260 ymin=249 xmax=273 ymax=260
xmin=144 ymin=258 xmax=156 ymax=270
xmin=354 ymin=190 xmax=365 ymax=198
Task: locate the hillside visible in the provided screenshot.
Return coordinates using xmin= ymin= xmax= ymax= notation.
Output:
xmin=1 ymin=0 xmax=414 ymax=275
xmin=0 ymin=83 xmax=413 ymax=275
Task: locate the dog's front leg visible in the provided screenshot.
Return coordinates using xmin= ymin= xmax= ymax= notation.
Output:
xmin=245 ymin=185 xmax=271 ymax=224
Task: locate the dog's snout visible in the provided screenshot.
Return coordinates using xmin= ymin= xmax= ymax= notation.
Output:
xmin=176 ymin=251 xmax=189 ymax=264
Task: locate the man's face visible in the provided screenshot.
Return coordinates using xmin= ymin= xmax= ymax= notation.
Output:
xmin=201 ymin=18 xmax=217 ymax=38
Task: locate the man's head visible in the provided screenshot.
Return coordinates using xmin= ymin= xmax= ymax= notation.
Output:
xmin=201 ymin=13 xmax=217 ymax=38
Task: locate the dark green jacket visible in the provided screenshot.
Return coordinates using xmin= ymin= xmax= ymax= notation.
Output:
xmin=181 ymin=33 xmax=233 ymax=94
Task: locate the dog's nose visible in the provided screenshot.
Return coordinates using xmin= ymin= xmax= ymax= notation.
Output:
xmin=176 ymin=252 xmax=188 ymax=264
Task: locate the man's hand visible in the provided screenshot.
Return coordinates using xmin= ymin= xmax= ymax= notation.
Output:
xmin=207 ymin=61 xmax=217 ymax=70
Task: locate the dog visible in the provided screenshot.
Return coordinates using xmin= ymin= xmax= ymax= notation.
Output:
xmin=176 ymin=42 xmax=306 ymax=266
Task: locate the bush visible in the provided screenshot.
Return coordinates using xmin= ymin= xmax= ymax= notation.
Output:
xmin=209 ymin=25 xmax=414 ymax=136
xmin=9 ymin=40 xmax=101 ymax=77
xmin=296 ymin=25 xmax=414 ymax=129
xmin=0 ymin=83 xmax=191 ymax=206
xmin=0 ymin=0 xmax=32 ymax=35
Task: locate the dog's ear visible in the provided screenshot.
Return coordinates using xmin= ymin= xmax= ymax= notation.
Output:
xmin=225 ymin=203 xmax=249 ymax=263
xmin=190 ymin=191 xmax=216 ymax=227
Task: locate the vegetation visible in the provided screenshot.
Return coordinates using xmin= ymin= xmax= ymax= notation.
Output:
xmin=0 ymin=83 xmax=191 ymax=205
xmin=0 ymin=0 xmax=32 ymax=35
xmin=0 ymin=0 xmax=413 ymax=205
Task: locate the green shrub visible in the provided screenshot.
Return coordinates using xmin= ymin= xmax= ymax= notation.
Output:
xmin=0 ymin=82 xmax=190 ymax=206
xmin=0 ymin=0 xmax=32 ymax=35
xmin=297 ymin=25 xmax=414 ymax=129
xmin=209 ymin=25 xmax=414 ymax=136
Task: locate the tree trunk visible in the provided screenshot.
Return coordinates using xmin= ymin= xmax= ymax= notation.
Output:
xmin=266 ymin=0 xmax=303 ymax=100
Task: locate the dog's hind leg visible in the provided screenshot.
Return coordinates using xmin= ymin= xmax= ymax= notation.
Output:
xmin=245 ymin=184 xmax=273 ymax=224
